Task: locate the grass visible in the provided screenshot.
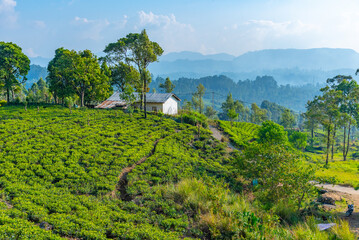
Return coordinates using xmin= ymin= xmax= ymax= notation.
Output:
xmin=306 ymin=151 xmax=359 ymax=189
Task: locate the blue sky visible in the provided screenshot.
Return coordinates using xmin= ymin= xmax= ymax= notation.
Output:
xmin=1 ymin=0 xmax=359 ymax=58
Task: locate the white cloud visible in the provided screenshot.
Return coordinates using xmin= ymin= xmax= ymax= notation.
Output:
xmin=138 ymin=11 xmax=194 ymax=32
xmin=72 ymin=16 xmax=110 ymax=41
xmin=243 ymin=20 xmax=316 ymax=36
xmin=74 ymin=16 xmax=89 ymax=24
xmin=136 ymin=11 xmax=195 ymax=53
xmin=25 ymin=48 xmax=38 ymax=58
xmin=0 ymin=0 xmax=17 ymax=27
xmin=0 ymin=0 xmax=15 ymax=12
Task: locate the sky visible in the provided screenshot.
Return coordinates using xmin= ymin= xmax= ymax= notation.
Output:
xmin=1 ymin=0 xmax=359 ymax=58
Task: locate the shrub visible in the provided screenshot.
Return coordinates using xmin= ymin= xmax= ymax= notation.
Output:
xmin=181 ymin=111 xmax=208 ymax=128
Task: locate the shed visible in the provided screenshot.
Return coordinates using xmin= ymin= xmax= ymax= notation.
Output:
xmin=95 ymin=92 xmax=181 ymax=115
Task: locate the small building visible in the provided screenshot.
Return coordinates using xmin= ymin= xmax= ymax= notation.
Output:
xmin=95 ymin=91 xmax=181 ymax=115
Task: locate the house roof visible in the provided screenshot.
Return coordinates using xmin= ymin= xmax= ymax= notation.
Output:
xmin=95 ymin=92 xmax=180 ymax=109
xmin=107 ymin=91 xmax=181 ymax=103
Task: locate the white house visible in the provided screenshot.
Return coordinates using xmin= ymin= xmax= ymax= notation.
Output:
xmin=95 ymin=92 xmax=181 ymax=115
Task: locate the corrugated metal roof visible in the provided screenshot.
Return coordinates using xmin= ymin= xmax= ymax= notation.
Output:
xmin=95 ymin=100 xmax=127 ymax=109
xmin=96 ymin=91 xmax=180 ymax=109
xmin=107 ymin=92 xmax=180 ymax=103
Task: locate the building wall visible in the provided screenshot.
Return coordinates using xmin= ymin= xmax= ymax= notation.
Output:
xmin=163 ymin=97 xmax=178 ymax=115
xmin=133 ymin=97 xmax=179 ymax=115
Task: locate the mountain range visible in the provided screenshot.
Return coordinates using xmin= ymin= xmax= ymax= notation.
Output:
xmin=149 ymin=48 xmax=359 ymax=85
xmin=28 ymin=48 xmax=359 ymax=87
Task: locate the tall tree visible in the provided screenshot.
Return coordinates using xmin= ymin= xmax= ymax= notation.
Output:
xmin=307 ymin=87 xmax=341 ymax=165
xmin=303 ymin=102 xmax=320 ymax=147
xmin=280 ymin=109 xmax=296 ymax=128
xmin=227 ymin=107 xmax=239 ymax=126
xmin=104 ymin=29 xmax=163 ymax=118
xmin=159 ymin=77 xmax=175 ymax=93
xmin=47 ymin=48 xmax=112 ymax=107
xmin=0 ymin=42 xmax=30 ymax=102
xmin=192 ymin=83 xmax=205 ymax=114
xmin=110 ymin=62 xmax=140 ymax=92
xmin=221 ymin=93 xmax=234 ymax=120
xmin=250 ymin=103 xmax=267 ymax=124
xmin=327 ymin=75 xmax=359 ymax=160
xmin=47 ymin=48 xmax=75 ymax=103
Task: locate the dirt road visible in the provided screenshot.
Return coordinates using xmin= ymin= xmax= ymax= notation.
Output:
xmin=318 ymin=184 xmax=359 ymax=235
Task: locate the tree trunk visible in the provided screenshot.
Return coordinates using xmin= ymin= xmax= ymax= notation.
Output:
xmin=144 ymin=75 xmax=147 ymax=119
xmin=343 ymin=125 xmax=347 ymax=161
xmin=81 ymin=90 xmax=85 ymax=107
xmin=6 ymin=87 xmax=10 ymax=103
xmin=331 ymin=125 xmax=336 ymax=160
xmin=326 ymin=127 xmax=330 ymax=166
xmin=345 ymin=121 xmax=351 ymax=161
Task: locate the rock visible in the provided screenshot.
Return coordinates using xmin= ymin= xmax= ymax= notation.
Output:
xmin=318 ymin=189 xmax=328 ymax=194
xmin=39 ymin=222 xmax=53 ymax=231
xmin=318 ymin=196 xmax=336 ymax=205
xmin=321 ymin=204 xmax=336 ymax=211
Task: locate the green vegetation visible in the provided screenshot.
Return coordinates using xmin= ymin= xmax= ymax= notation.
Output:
xmin=0 ymin=41 xmax=30 ymax=103
xmin=218 ymin=120 xmax=259 ymax=147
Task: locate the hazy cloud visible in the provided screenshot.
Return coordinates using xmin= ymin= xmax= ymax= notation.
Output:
xmin=0 ymin=0 xmax=17 ymax=27
xmin=137 ymin=11 xmax=195 ymax=53
xmin=33 ymin=20 xmax=46 ymax=29
xmin=25 ymin=48 xmax=38 ymax=58
xmin=72 ymin=16 xmax=110 ymax=41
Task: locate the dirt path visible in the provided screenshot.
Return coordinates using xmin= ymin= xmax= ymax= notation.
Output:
xmin=111 ymin=139 xmax=161 ymax=200
xmin=208 ymin=125 xmax=237 ymax=151
xmin=318 ymin=184 xmax=359 ymax=235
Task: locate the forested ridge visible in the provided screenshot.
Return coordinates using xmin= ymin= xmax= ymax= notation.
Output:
xmin=151 ymin=75 xmax=321 ymax=112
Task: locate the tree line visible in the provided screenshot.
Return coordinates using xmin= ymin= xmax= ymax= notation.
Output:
xmin=0 ymin=30 xmax=163 ymax=118
xmin=304 ymin=75 xmax=359 ymax=165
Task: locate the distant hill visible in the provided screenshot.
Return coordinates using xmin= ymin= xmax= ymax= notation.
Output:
xmin=233 ymin=48 xmax=359 ymax=71
xmin=149 ymin=48 xmax=359 ymax=85
xmin=25 ymin=64 xmax=48 ymax=89
xmin=29 ymin=56 xmax=51 ymax=67
xmin=160 ymin=51 xmax=235 ymax=61
xmin=151 ymin=75 xmax=321 ymax=112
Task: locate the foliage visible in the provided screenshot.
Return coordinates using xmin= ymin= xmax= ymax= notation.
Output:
xmin=280 ymin=109 xmax=296 ymax=128
xmin=104 ymin=29 xmax=163 ymax=118
xmin=250 ymin=103 xmax=267 ymax=124
xmin=110 ymin=62 xmax=140 ymax=92
xmin=218 ymin=121 xmax=259 ymax=147
xmin=221 ymin=93 xmax=249 ymax=121
xmin=181 ymin=111 xmax=208 ymax=128
xmin=237 ymin=143 xmax=316 ymax=208
xmin=191 ymin=83 xmax=205 ymax=114
xmin=150 ymin=75 xmax=321 ymax=112
xmin=287 ymin=130 xmax=307 ymax=150
xmin=47 ymin=48 xmax=112 ymax=106
xmin=227 ymin=107 xmax=238 ymax=126
xmin=159 ymin=77 xmax=175 ymax=93
xmin=0 ymin=41 xmax=30 ymax=102
xmin=257 ymin=120 xmax=288 ymax=145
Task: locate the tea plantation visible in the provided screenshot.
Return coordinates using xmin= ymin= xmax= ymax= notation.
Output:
xmin=0 ymin=106 xmax=236 ymax=239
xmin=0 ymin=106 xmax=356 ymax=239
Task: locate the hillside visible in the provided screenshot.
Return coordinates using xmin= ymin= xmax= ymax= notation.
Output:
xmin=0 ymin=106 xmax=233 ymax=239
xmin=0 ymin=106 xmax=356 ymax=239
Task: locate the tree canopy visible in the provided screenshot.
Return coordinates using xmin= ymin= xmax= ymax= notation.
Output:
xmin=0 ymin=42 xmax=30 ymax=102
xmin=104 ymin=29 xmax=163 ymax=118
xmin=47 ymin=48 xmax=112 ymax=106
